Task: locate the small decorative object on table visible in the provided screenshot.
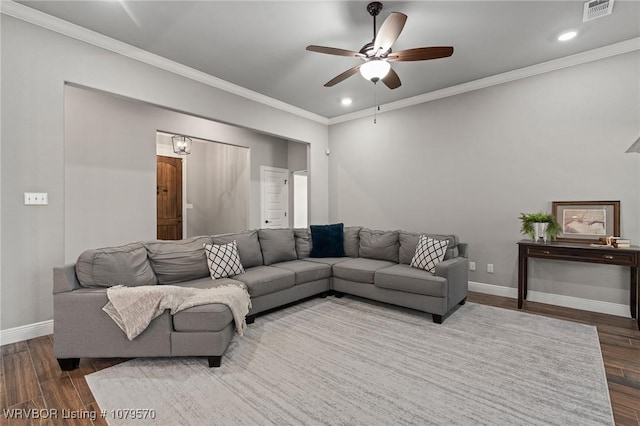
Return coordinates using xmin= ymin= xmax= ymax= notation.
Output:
xmin=519 ymin=212 xmax=561 ymax=242
xmin=615 ymin=239 xmax=631 ymax=248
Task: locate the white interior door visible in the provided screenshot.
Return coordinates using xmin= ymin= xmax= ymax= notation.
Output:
xmin=260 ymin=166 xmax=289 ymax=228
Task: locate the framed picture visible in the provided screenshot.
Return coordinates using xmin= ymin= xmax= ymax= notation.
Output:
xmin=552 ymin=201 xmax=620 ymax=243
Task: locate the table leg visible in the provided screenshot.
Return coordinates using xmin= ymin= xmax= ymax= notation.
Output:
xmin=518 ymin=246 xmax=527 ymax=309
xmin=631 ymin=266 xmax=638 ymax=329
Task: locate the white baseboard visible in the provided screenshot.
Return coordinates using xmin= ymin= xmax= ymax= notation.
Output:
xmin=469 ymin=281 xmax=631 ymax=318
xmin=469 ymin=281 xmax=518 ymax=298
xmin=0 ymin=320 xmax=53 ymax=346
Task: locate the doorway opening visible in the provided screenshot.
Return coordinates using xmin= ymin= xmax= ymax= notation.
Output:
xmin=293 ymin=171 xmax=308 ymax=228
xmin=156 ymin=155 xmax=183 ymax=240
xmin=156 ymin=132 xmax=250 ymax=238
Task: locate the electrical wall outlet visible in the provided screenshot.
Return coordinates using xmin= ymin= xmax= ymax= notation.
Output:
xmin=487 ymin=263 xmax=494 ymax=273
xmin=469 ymin=261 xmax=476 ymax=271
xmin=24 ymin=192 xmax=48 ymax=205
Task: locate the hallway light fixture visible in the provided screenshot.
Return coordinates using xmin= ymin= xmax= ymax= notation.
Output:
xmin=172 ymin=135 xmax=192 ymax=155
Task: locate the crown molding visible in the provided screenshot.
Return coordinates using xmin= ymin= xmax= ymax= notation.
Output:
xmin=328 ymin=37 xmax=640 ymax=125
xmin=0 ymin=0 xmax=329 ymax=125
xmin=3 ymin=1 xmax=638 ymax=128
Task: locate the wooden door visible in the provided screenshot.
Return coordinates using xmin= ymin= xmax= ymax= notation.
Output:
xmin=157 ymin=156 xmax=183 ymax=240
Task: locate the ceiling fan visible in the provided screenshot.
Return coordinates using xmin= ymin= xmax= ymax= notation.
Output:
xmin=306 ymin=1 xmax=454 ymax=89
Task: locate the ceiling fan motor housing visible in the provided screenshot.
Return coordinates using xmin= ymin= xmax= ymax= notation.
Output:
xmin=367 ymin=2 xmax=383 ymax=17
xmin=360 ymin=41 xmax=391 ymax=58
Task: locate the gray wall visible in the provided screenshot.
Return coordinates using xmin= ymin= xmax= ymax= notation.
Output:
xmin=328 ymin=51 xmax=640 ymax=306
xmin=1 ymin=15 xmax=328 ymax=332
xmin=66 ymin=86 xmax=290 ymax=261
xmin=288 ymin=140 xmax=308 ymax=173
xmin=174 ymin=138 xmax=251 ymax=237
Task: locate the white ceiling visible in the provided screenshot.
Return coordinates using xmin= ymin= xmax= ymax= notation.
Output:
xmin=15 ymin=1 xmax=640 ymax=119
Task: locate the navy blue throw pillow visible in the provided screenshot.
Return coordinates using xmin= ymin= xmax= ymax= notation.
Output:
xmin=310 ymin=223 xmax=346 ymax=258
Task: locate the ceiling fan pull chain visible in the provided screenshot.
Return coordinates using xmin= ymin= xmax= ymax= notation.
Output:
xmin=374 ymin=83 xmax=378 ymax=124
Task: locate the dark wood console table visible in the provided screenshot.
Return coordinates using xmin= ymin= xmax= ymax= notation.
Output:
xmin=517 ymin=240 xmax=640 ymax=330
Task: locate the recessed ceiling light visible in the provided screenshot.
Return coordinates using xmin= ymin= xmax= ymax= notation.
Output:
xmin=558 ymin=31 xmax=577 ymax=42
xmin=341 ymin=98 xmax=352 ymax=106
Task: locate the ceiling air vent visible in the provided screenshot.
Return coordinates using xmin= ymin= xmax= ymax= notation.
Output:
xmin=583 ymin=0 xmax=614 ymax=22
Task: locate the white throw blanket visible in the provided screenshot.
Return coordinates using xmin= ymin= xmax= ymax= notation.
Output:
xmin=103 ymin=284 xmax=251 ymax=340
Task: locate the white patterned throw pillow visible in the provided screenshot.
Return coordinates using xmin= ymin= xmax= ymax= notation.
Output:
xmin=410 ymin=236 xmax=448 ymax=273
xmin=204 ymin=241 xmax=245 ymax=280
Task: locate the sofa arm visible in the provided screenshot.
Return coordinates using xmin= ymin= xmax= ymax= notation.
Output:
xmin=434 ymin=257 xmax=468 ymax=309
xmin=53 ymin=264 xmax=81 ymax=294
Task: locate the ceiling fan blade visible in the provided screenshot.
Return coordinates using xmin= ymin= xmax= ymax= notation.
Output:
xmin=373 ymin=12 xmax=407 ymax=57
xmin=382 ymin=68 xmax=401 ymax=89
xmin=306 ymin=45 xmax=365 ymax=58
xmin=387 ymin=46 xmax=454 ymax=62
xmin=324 ymin=65 xmax=362 ymax=87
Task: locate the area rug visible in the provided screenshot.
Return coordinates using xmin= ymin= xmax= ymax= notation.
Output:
xmin=86 ymin=297 xmax=613 ymax=425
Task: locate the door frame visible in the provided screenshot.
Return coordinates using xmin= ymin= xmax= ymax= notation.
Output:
xmin=260 ymin=165 xmax=289 ymax=229
xmin=156 ymin=145 xmax=188 ymax=238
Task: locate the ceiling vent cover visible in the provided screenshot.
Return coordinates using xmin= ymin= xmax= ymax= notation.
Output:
xmin=583 ymin=0 xmax=614 ymax=22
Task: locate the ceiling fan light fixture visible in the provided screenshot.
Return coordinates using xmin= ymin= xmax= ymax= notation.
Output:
xmin=360 ymin=60 xmax=391 ymax=82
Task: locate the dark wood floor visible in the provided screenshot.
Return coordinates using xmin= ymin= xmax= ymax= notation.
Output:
xmin=1 ymin=292 xmax=639 ymax=425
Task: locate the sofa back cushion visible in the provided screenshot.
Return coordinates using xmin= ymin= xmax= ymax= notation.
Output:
xmin=76 ymin=242 xmax=157 ymax=288
xmin=294 ymin=228 xmax=312 ymax=259
xmin=258 ymin=228 xmax=297 ymax=265
xmin=358 ymin=229 xmax=399 ymax=262
xmin=344 ymin=226 xmax=362 ymax=257
xmin=212 ymin=230 xmax=263 ymax=268
xmin=398 ymin=231 xmax=459 ymax=264
xmin=144 ymin=236 xmax=211 ymax=284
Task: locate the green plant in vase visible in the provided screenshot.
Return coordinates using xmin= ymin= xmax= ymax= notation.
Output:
xmin=519 ymin=212 xmax=561 ymax=242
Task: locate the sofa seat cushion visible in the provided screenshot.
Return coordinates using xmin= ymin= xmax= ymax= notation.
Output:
xmin=172 ymin=303 xmax=233 ymax=332
xmin=271 ymin=260 xmax=331 ymax=285
xmin=304 ymin=257 xmax=351 ymax=266
xmin=333 ymin=258 xmax=396 ymax=284
xmin=374 ymin=264 xmax=447 ymax=297
xmin=233 ymin=266 xmax=295 ymax=297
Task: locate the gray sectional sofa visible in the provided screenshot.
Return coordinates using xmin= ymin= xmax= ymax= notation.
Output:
xmin=53 ymin=227 xmax=468 ymax=370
